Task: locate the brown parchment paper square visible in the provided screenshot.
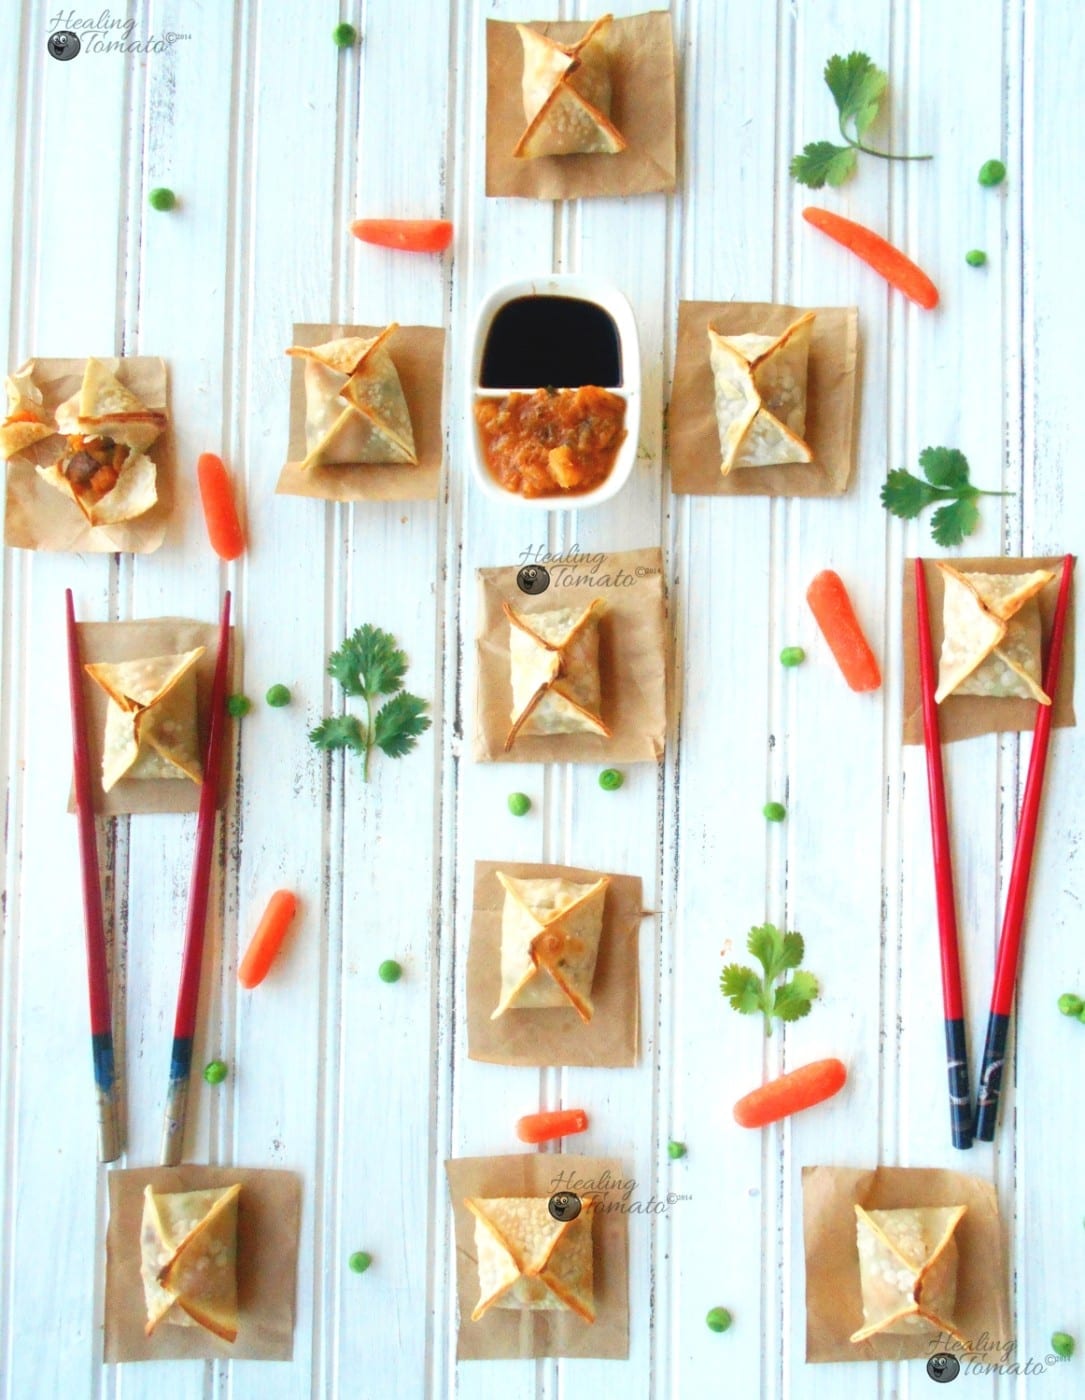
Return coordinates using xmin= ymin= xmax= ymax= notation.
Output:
xmin=475 ymin=546 xmax=666 ymax=764
xmin=468 ymin=861 xmax=642 ymax=1067
xmin=70 ymin=617 xmax=240 ymax=817
xmin=802 ymin=1165 xmax=1010 ymax=1364
xmin=4 ymin=356 xmax=172 ymax=553
xmin=668 ymin=302 xmax=859 ymax=497
xmin=276 ymin=323 xmax=444 ymax=502
xmin=104 ymin=1165 xmax=301 ymax=1363
xmin=902 ymin=555 xmax=1076 ymax=745
xmin=485 ymin=12 xmax=677 ymax=200
xmin=445 ymin=1154 xmax=629 ymax=1359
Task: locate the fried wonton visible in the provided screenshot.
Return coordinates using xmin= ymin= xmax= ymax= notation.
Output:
xmin=85 ymin=648 xmax=205 ymax=793
xmin=37 ymin=357 xmax=165 ymax=525
xmin=504 ymin=599 xmax=610 ymax=749
xmin=935 ymin=563 xmax=1056 ymax=704
xmin=140 ymin=1183 xmax=241 ymax=1342
xmin=513 ymin=15 xmax=627 ymax=159
xmin=0 ymin=363 xmax=54 ymax=458
xmin=465 ymin=1194 xmax=597 ymax=1323
xmin=286 ymin=325 xmax=417 ymax=468
xmin=708 ymin=311 xmax=815 ymax=475
xmin=492 ymin=871 xmax=610 ymax=1021
xmin=850 ymin=1204 xmax=968 ymax=1346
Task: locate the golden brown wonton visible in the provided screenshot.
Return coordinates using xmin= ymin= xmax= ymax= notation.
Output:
xmin=465 ymin=1194 xmax=597 ymax=1323
xmin=513 ymin=15 xmax=627 ymax=159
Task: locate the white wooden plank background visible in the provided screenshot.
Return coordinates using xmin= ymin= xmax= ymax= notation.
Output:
xmin=1 ymin=1 xmax=1082 ymax=1396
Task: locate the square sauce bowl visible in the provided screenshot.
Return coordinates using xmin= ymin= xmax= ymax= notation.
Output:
xmin=468 ymin=274 xmax=641 ymax=511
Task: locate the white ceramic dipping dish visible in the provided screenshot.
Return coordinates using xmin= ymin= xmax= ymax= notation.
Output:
xmin=467 ymin=273 xmax=641 ymax=511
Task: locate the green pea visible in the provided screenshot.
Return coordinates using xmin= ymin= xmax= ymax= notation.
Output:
xmin=599 ymin=768 xmax=624 ymax=791
xmin=965 ymin=249 xmax=988 ymax=267
xmin=348 ymin=1251 xmax=372 ymax=1273
xmin=507 ymin=792 xmax=531 ymax=817
xmin=203 ymin=1059 xmax=228 ymax=1085
xmin=265 ymin=683 xmax=291 ymax=708
xmin=378 ymin=959 xmax=402 ymax=984
xmin=763 ymin=802 xmax=787 ymax=823
xmin=333 ymin=21 xmax=358 ymax=47
xmin=148 ymin=186 xmax=176 ymax=211
xmin=667 ymin=1140 xmax=686 ymax=1160
xmin=705 ymin=1307 xmax=732 ymax=1333
xmin=779 ymin=646 xmax=805 ymax=667
xmin=978 ymin=159 xmax=1006 ymax=187
xmin=1051 ymin=1331 xmax=1074 ymax=1358
xmin=227 ymin=693 xmax=251 ymax=718
xmin=1058 ymin=993 xmax=1083 ymax=1017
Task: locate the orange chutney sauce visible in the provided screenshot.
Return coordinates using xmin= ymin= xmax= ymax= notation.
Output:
xmin=474 ymin=386 xmax=626 ymax=499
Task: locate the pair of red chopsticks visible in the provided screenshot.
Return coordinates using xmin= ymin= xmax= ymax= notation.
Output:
xmin=65 ymin=590 xmax=232 ymax=1165
xmin=915 ymin=555 xmax=1075 ymax=1148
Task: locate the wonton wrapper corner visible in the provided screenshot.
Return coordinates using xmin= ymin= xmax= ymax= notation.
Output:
xmin=492 ymin=871 xmax=609 ymax=1022
xmin=85 ymin=648 xmax=205 ymax=793
xmin=466 ymin=1194 xmax=597 ymax=1324
xmin=140 ymin=1183 xmax=241 ymax=1343
xmin=514 ymin=14 xmax=626 ymax=160
xmin=286 ymin=325 xmax=418 ymax=469
xmin=935 ymin=562 xmax=1056 ymax=705
xmin=851 ymin=1204 xmax=968 ymax=1347
xmin=505 ymin=598 xmax=610 ymax=750
xmin=0 ymin=362 xmax=54 ymax=458
xmin=708 ymin=311 xmax=815 ymax=475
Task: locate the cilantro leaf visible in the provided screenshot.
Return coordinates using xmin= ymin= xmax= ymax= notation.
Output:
xmin=919 ymin=446 xmax=971 ymax=490
xmin=931 ymin=497 xmax=981 ymax=548
xmin=746 ymin=924 xmax=783 ymax=978
xmin=789 ymin=141 xmax=857 ymax=189
xmin=880 ymin=468 xmax=943 ymax=520
xmin=327 ymin=624 xmax=407 ymax=700
xmin=720 ymin=964 xmax=764 ymax=1016
xmin=773 ymin=971 xmax=820 ymax=1022
xmin=723 ymin=924 xmax=818 ymax=1035
xmin=309 ymin=714 xmax=368 ymax=754
xmin=373 ymin=691 xmax=431 ymax=758
xmin=824 ymin=51 xmax=887 ymax=139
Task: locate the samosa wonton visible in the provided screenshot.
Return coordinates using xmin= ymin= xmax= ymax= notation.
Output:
xmin=708 ymin=312 xmax=815 ymax=475
xmin=140 ymin=1183 xmax=241 ymax=1342
xmin=465 ymin=1194 xmax=597 ymax=1322
xmin=492 ymin=870 xmax=609 ymax=1021
xmin=513 ymin=15 xmax=627 ymax=159
xmin=935 ymin=563 xmax=1056 ymax=704
xmin=85 ymin=648 xmax=205 ymax=793
xmin=850 ymin=1204 xmax=967 ymax=1346
xmin=504 ymin=599 xmax=609 ymax=750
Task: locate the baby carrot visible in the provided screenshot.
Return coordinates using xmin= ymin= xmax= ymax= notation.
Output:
xmin=516 ymin=1108 xmax=589 ymax=1144
xmin=197 ymin=452 xmax=245 ymax=561
xmin=806 ymin=570 xmax=882 ymax=692
xmin=238 ymin=890 xmax=299 ymax=988
xmin=802 ymin=207 xmax=940 ymax=310
xmin=350 ymin=219 xmax=453 ymax=253
xmin=733 ymin=1057 xmax=847 ymax=1128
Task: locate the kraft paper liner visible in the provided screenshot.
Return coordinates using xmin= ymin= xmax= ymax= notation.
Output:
xmin=4 ymin=356 xmax=172 ymax=553
xmin=485 ymin=12 xmax=677 ymax=200
xmin=446 ymin=1154 xmax=629 ymax=1360
xmin=277 ymin=322 xmax=444 ymax=502
xmin=902 ymin=555 xmax=1076 ymax=745
xmin=468 ymin=861 xmax=642 ymax=1067
xmin=104 ymin=1165 xmax=302 ymax=1363
xmin=802 ymin=1165 xmax=1010 ymax=1364
xmin=69 ymin=617 xmax=240 ymax=817
xmin=668 ymin=302 xmax=860 ymax=497
xmin=474 ymin=545 xmax=667 ymax=764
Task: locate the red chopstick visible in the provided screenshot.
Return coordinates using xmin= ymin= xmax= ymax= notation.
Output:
xmin=65 ymin=591 xmax=121 ymax=1163
xmin=975 ymin=554 xmax=1075 ymax=1140
xmin=914 ymin=560 xmax=974 ymax=1149
xmin=160 ymin=591 xmax=232 ymax=1164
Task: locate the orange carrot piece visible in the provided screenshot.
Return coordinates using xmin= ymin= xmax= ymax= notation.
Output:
xmin=806 ymin=569 xmax=882 ymax=692
xmin=733 ymin=1058 xmax=847 ymax=1128
xmin=350 ymin=219 xmax=453 ymax=253
xmin=238 ymin=890 xmax=299 ymax=988
xmin=516 ymin=1108 xmax=589 ymax=1144
xmin=197 ymin=452 xmax=245 ymax=561
xmin=802 ymin=207 xmax=940 ymax=309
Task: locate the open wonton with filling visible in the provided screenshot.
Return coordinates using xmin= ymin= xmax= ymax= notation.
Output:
xmin=708 ymin=312 xmax=815 ymax=475
xmin=935 ymin=563 xmax=1056 ymax=704
xmin=140 ymin=1183 xmax=241 ymax=1342
xmin=514 ymin=14 xmax=627 ymax=159
xmin=492 ymin=871 xmax=610 ymax=1022
xmin=286 ymin=325 xmax=417 ymax=468
xmin=0 ymin=364 xmax=54 ymax=459
xmin=85 ymin=649 xmax=205 ymax=793
xmin=504 ymin=599 xmax=610 ymax=750
xmin=465 ymin=1195 xmax=597 ymax=1323
xmin=35 ymin=358 xmax=165 ymax=525
xmin=850 ymin=1204 xmax=967 ymax=1346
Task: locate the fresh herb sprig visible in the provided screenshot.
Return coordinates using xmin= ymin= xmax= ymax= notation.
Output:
xmin=309 ymin=624 xmax=430 ymax=781
xmin=881 ymin=447 xmax=1012 ymax=547
xmin=720 ymin=924 xmax=819 ymax=1037
xmin=791 ymin=52 xmax=931 ymax=189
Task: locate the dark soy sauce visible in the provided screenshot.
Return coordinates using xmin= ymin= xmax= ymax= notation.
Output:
xmin=480 ymin=295 xmax=622 ymax=389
